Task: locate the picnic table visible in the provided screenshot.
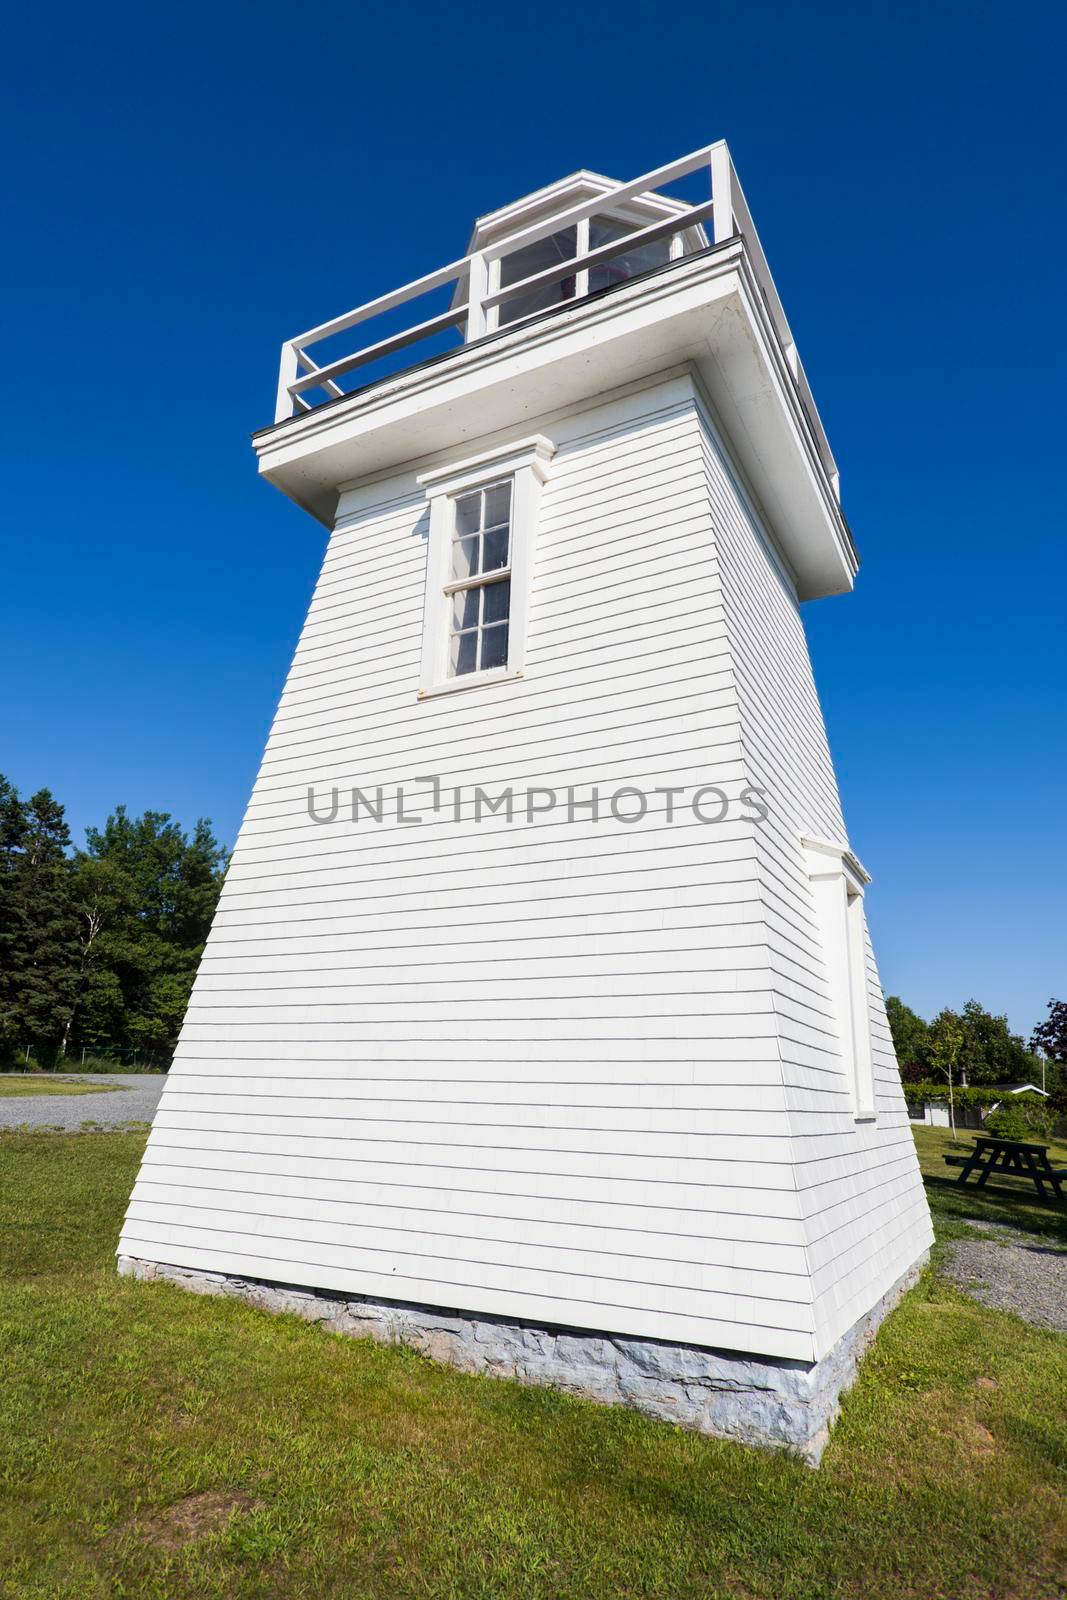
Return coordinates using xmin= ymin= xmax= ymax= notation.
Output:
xmin=944 ymin=1136 xmax=1066 ymax=1202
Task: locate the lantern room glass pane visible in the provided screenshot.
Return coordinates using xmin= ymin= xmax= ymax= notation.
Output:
xmin=498 ymin=226 xmax=578 ymax=326
xmin=588 ymin=214 xmax=672 ymax=293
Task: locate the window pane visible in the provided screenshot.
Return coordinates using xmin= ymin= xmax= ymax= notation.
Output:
xmin=451 ymin=536 xmax=480 ymax=580
xmin=498 ymin=226 xmax=578 ymax=326
xmin=589 ymin=215 xmax=633 ymax=251
xmin=451 ymin=630 xmax=479 ymax=676
xmin=452 ymin=588 xmax=481 ymax=632
xmin=483 ymin=481 xmax=511 ymax=529
xmin=480 ymin=623 xmax=509 ymax=670
xmin=482 ymin=527 xmax=509 ymax=572
xmin=482 ymin=578 xmax=510 ymax=625
xmin=455 ymin=492 xmax=482 ymax=537
xmin=589 ymin=212 xmax=671 ymax=293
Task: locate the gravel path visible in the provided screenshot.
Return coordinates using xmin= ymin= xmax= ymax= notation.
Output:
xmin=942 ymin=1232 xmax=1067 ymax=1333
xmin=0 ymin=1074 xmax=165 ymax=1131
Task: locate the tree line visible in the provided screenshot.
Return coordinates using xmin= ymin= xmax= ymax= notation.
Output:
xmin=0 ymin=775 xmax=228 ymax=1069
xmin=886 ymin=994 xmax=1067 ymax=1101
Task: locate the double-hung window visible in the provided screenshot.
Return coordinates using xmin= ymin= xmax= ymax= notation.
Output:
xmin=417 ymin=435 xmax=554 ymax=697
xmin=448 ymin=480 xmax=512 ymax=676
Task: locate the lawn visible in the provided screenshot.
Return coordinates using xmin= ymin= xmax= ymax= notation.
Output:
xmin=913 ymin=1122 xmax=1067 ymax=1246
xmin=0 ymin=1077 xmax=125 ymax=1099
xmin=0 ymin=1130 xmax=1064 ymax=1600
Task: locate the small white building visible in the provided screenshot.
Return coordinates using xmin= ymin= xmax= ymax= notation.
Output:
xmin=909 ymin=1082 xmax=1049 ymax=1127
xmin=120 ymin=143 xmax=932 ymax=1460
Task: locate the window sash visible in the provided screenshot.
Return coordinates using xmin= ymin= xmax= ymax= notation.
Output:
xmin=446 ymin=480 xmax=513 ymax=679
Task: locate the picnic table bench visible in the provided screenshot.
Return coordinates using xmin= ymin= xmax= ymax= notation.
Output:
xmin=944 ymin=1136 xmax=1066 ymax=1202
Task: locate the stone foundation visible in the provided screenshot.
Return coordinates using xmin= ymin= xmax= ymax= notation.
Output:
xmin=117 ymin=1252 xmax=927 ymax=1464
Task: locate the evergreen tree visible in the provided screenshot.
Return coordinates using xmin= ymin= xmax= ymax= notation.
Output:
xmin=0 ymin=781 xmax=228 ymax=1069
xmin=0 ymin=777 xmax=79 ymax=1061
xmin=0 ymin=775 xmax=26 ymax=1059
xmin=77 ymin=807 xmax=228 ymax=1063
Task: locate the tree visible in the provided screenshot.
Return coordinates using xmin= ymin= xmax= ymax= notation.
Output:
xmin=0 ymin=781 xmax=228 ymax=1069
xmin=955 ymin=998 xmax=1038 ymax=1087
xmin=928 ymin=1009 xmax=964 ymax=1138
xmin=0 ymin=775 xmax=26 ymax=1060
xmin=0 ymin=778 xmax=79 ymax=1062
xmin=1031 ymin=999 xmax=1067 ymax=1065
xmin=77 ymin=807 xmax=228 ymax=1064
xmin=885 ymin=996 xmax=929 ymax=1078
xmin=61 ymin=855 xmax=139 ymax=1055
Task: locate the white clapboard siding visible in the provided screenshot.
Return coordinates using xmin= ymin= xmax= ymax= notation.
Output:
xmin=121 ymin=369 xmax=930 ymax=1366
xmin=693 ymin=399 xmax=932 ymax=1358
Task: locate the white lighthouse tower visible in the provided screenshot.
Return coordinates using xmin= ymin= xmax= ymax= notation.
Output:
xmin=120 ymin=144 xmax=932 ymax=1460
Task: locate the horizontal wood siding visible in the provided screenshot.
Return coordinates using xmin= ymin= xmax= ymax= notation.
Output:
xmin=121 ymin=375 xmax=821 ymax=1363
xmin=696 ymin=401 xmax=932 ymax=1358
xmin=121 ymin=368 xmax=928 ymax=1366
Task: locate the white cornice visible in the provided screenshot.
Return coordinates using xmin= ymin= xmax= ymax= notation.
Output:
xmin=801 ymin=836 xmax=872 ymax=890
xmin=417 ymin=434 xmax=555 ymax=496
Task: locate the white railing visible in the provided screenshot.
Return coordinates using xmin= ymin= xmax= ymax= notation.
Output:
xmin=272 ymin=140 xmax=838 ymax=495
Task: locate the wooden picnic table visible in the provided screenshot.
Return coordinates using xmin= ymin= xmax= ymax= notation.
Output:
xmin=944 ymin=1136 xmax=1066 ymax=1202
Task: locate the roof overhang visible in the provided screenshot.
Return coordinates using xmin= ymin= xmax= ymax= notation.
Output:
xmin=253 ymin=240 xmax=857 ymax=601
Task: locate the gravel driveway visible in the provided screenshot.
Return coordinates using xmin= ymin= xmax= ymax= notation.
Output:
xmin=942 ymin=1228 xmax=1067 ymax=1333
xmin=0 ymin=1074 xmax=166 ymax=1131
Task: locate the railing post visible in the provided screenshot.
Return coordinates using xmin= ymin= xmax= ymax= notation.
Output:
xmin=465 ymin=253 xmax=489 ymax=342
xmin=275 ymin=341 xmax=299 ymax=422
xmin=709 ymin=144 xmax=735 ymax=245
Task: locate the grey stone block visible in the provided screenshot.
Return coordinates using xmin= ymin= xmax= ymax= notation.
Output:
xmin=116 ymin=1251 xmax=927 ymax=1465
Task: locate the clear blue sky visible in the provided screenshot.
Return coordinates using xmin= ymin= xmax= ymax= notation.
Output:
xmin=2 ymin=1 xmax=1063 ymax=1038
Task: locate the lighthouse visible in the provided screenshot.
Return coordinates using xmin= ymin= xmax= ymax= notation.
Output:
xmin=120 ymin=144 xmax=932 ymax=1461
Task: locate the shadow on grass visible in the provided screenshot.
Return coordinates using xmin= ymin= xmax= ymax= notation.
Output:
xmin=923 ymin=1170 xmax=1067 ymax=1247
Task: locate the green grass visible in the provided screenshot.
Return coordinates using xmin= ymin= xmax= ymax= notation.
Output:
xmin=0 ymin=1077 xmax=125 ymax=1099
xmin=912 ymin=1122 xmax=1067 ymax=1247
xmin=0 ymin=1131 xmax=1064 ymax=1599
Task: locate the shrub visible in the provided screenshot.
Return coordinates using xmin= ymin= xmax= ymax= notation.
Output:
xmin=983 ymin=1093 xmax=1054 ymax=1142
xmin=905 ymin=1081 xmax=1002 ymax=1109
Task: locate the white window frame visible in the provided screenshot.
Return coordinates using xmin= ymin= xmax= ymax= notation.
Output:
xmin=802 ymin=837 xmax=876 ymax=1121
xmin=416 ymin=435 xmax=554 ymax=699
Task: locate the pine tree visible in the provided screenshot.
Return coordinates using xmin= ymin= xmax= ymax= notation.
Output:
xmin=79 ymin=806 xmax=228 ymax=1063
xmin=0 ymin=778 xmax=79 ymax=1062
xmin=0 ymin=775 xmax=27 ymax=1059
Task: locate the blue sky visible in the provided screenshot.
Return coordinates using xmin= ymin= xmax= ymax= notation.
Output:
xmin=2 ymin=1 xmax=1063 ymax=1038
